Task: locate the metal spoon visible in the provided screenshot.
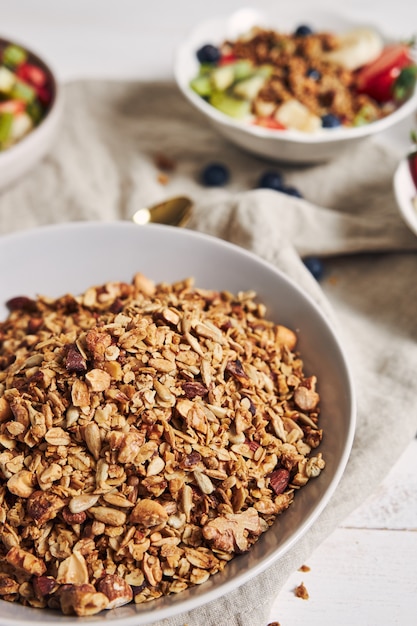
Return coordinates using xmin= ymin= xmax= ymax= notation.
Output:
xmin=132 ymin=196 xmax=192 ymax=227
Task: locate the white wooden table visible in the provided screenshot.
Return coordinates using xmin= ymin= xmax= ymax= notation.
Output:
xmin=2 ymin=2 xmax=417 ymax=624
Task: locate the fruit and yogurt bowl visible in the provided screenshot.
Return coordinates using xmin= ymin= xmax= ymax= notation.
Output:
xmin=174 ymin=9 xmax=417 ymax=163
xmin=190 ymin=25 xmax=417 ymax=133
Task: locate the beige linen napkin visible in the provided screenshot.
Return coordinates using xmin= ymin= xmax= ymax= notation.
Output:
xmin=1 ymin=80 xmax=417 ymax=625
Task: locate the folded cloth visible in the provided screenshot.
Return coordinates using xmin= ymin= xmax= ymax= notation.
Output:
xmin=1 ymin=80 xmax=417 ymax=626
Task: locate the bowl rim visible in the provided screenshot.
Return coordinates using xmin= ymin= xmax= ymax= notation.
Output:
xmin=0 ymin=221 xmax=357 ymax=625
xmin=0 ymin=35 xmax=63 ymax=165
xmin=174 ymin=8 xmax=417 ymax=146
xmin=393 ymin=156 xmax=417 ymax=236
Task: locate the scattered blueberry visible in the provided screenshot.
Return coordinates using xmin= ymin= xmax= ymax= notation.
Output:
xmin=256 ymin=170 xmax=284 ymax=191
xmin=201 ymin=163 xmax=230 ymax=186
xmin=294 ymin=25 xmax=313 ymax=36
xmin=196 ymin=44 xmax=221 ymax=64
xmin=306 ymin=68 xmax=321 ymax=81
xmin=321 ymin=113 xmax=342 ymax=128
xmin=303 ymin=256 xmax=324 ymax=281
xmin=281 ymin=185 xmax=303 ymax=198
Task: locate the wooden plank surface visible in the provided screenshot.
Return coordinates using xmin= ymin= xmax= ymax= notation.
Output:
xmin=269 ymin=438 xmax=417 ymax=625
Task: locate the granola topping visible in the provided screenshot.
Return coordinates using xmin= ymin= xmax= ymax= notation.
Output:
xmin=0 ymin=273 xmax=325 ymax=615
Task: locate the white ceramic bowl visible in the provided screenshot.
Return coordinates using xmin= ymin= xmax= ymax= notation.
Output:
xmin=0 ymin=37 xmax=62 ymax=191
xmin=393 ymin=155 xmax=417 ymax=236
xmin=0 ymin=221 xmax=356 ymax=625
xmin=174 ymin=8 xmax=417 ymax=164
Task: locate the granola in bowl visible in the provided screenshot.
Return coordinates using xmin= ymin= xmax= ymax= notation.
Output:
xmin=0 ymin=272 xmax=325 ymax=616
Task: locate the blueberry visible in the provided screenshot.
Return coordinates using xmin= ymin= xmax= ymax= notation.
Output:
xmin=256 ymin=170 xmax=284 ymax=191
xmin=196 ymin=44 xmax=221 ymax=64
xmin=201 ymin=163 xmax=230 ymax=186
xmin=281 ymin=185 xmax=303 ymax=198
xmin=303 ymin=256 xmax=324 ymax=281
xmin=321 ymin=113 xmax=342 ymax=128
xmin=294 ymin=24 xmax=313 ymax=36
xmin=306 ymin=68 xmax=321 ymax=80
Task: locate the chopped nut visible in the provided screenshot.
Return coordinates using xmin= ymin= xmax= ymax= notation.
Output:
xmin=130 ymin=498 xmax=168 ymax=527
xmin=60 ymin=584 xmax=109 ymax=616
xmin=6 ymin=470 xmax=36 ymax=498
xmin=27 ymin=490 xmax=65 ymax=525
xmin=294 ymin=581 xmax=309 ymax=600
xmin=6 ymin=546 xmax=46 ymax=576
xmin=85 ymin=368 xmax=111 ymax=392
xmin=202 ymin=508 xmax=262 ymax=553
xmin=89 ymin=506 xmax=127 ymax=527
xmin=69 ymin=493 xmax=100 ymax=514
xmin=97 ymin=574 xmax=133 ymax=609
xmin=57 ymin=551 xmax=89 ymax=585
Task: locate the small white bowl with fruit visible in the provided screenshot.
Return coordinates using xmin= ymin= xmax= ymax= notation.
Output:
xmin=174 ymin=8 xmax=417 ymax=163
xmin=0 ymin=37 xmax=62 ymax=190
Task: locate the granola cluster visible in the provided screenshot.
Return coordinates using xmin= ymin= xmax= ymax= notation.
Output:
xmin=225 ymin=27 xmax=383 ymax=125
xmin=0 ymin=273 xmax=325 ymax=616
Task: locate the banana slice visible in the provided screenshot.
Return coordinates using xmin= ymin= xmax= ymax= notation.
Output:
xmin=322 ymin=27 xmax=383 ymax=70
xmin=275 ymin=99 xmax=321 ymax=133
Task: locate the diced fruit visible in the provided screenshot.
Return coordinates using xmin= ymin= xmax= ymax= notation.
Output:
xmin=10 ymin=79 xmax=36 ymax=103
xmin=219 ymin=53 xmax=237 ymax=66
xmin=190 ymin=74 xmax=212 ymax=97
xmin=257 ymin=170 xmax=284 ymax=190
xmin=233 ymin=59 xmax=254 ymax=81
xmin=209 ymin=92 xmax=251 ymax=118
xmin=0 ymin=100 xmax=25 ymax=114
xmin=353 ymin=103 xmax=379 ymax=126
xmin=26 ymin=101 xmax=43 ymax=124
xmin=0 ymin=66 xmax=16 ymax=91
xmin=196 ymin=44 xmax=221 ymax=64
xmin=392 ymin=65 xmax=417 ymax=103
xmin=303 ymin=257 xmax=324 ymax=281
xmin=356 ymin=43 xmax=416 ymax=102
xmin=201 ymin=163 xmax=230 ymax=186
xmin=256 ymin=169 xmax=303 ymax=198
xmin=275 ymin=99 xmax=321 ymax=132
xmin=2 ymin=44 xmax=27 ymax=67
xmin=35 ymin=85 xmax=52 ymax=105
xmin=322 ymin=27 xmax=383 ymax=71
xmin=253 ymin=116 xmax=286 ymax=130
xmin=233 ymin=74 xmax=266 ymax=100
xmin=0 ymin=112 xmax=13 ymax=144
xmin=294 ymin=25 xmax=313 ymax=37
xmin=10 ymin=112 xmax=33 ymax=142
xmin=16 ymin=62 xmax=47 ymax=87
xmin=210 ymin=65 xmax=235 ymax=91
xmin=306 ymin=68 xmax=321 ymax=80
xmin=321 ymin=113 xmax=342 ymax=128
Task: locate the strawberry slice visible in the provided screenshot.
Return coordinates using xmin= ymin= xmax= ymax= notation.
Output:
xmin=218 ymin=53 xmax=237 ymax=66
xmin=356 ymin=43 xmax=416 ymax=103
xmin=16 ymin=62 xmax=47 ymax=88
xmin=0 ymin=100 xmax=25 ymax=114
xmin=253 ymin=116 xmax=286 ymax=130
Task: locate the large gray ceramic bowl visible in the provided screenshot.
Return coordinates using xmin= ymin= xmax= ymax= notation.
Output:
xmin=0 ymin=221 xmax=355 ymax=626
